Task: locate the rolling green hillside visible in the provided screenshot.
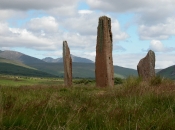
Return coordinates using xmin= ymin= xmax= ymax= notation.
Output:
xmin=27 ymin=62 xmax=138 ymax=78
xmin=114 ymin=65 xmax=138 ymax=78
xmin=26 ymin=62 xmax=94 ymax=78
xmin=0 ymin=62 xmax=57 ymax=77
xmin=157 ymin=65 xmax=175 ymax=79
xmin=0 ymin=57 xmax=36 ymax=70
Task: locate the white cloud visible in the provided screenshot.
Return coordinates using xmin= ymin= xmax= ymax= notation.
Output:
xmin=0 ymin=9 xmax=26 ymax=21
xmin=112 ymin=20 xmax=128 ymax=41
xmin=114 ymin=53 xmax=145 ymax=69
xmin=47 ymin=5 xmax=77 ymax=16
xmin=0 ymin=23 xmax=57 ymax=50
xmin=156 ymin=53 xmax=175 ymax=69
xmin=149 ymin=40 xmax=165 ymax=52
xmin=148 ymin=40 xmax=175 ymax=52
xmin=86 ymin=0 xmax=175 ymax=19
xmin=113 ymin=52 xmax=175 ymax=69
xmin=61 ymin=12 xmax=99 ymax=35
xmin=86 ymin=0 xmax=175 ymax=40
xmin=78 ymin=10 xmax=93 ymax=14
xmin=26 ymin=16 xmax=59 ymax=33
xmin=0 ymin=22 xmax=11 ymax=35
xmin=0 ymin=1 xmax=128 ymax=55
xmin=61 ymin=12 xmax=128 ymax=42
xmin=139 ymin=17 xmax=175 ymax=40
xmin=0 ymin=21 xmax=96 ymax=51
xmin=0 ymin=0 xmax=79 ymax=10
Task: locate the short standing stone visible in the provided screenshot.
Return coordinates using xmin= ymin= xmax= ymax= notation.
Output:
xmin=95 ymin=16 xmax=114 ymax=87
xmin=137 ymin=50 xmax=155 ymax=80
xmin=63 ymin=41 xmax=72 ymax=87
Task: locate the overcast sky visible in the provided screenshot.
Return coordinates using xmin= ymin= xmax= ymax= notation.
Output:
xmin=0 ymin=0 xmax=175 ymax=69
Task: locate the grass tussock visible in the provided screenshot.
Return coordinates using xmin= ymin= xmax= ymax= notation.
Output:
xmin=1 ymin=76 xmax=175 ymax=129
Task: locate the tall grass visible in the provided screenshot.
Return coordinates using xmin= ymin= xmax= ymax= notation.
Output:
xmin=0 ymin=89 xmax=2 ymax=126
xmin=1 ymin=76 xmax=175 ymax=129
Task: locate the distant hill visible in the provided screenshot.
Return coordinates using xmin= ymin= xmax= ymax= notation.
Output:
xmin=0 ymin=58 xmax=57 ymax=77
xmin=0 ymin=50 xmax=138 ymax=78
xmin=0 ymin=57 xmax=36 ymax=70
xmin=157 ymin=65 xmax=175 ymax=80
xmin=27 ymin=62 xmax=137 ymax=78
xmin=42 ymin=57 xmax=61 ymax=63
xmin=0 ymin=50 xmax=45 ymax=64
xmin=155 ymin=69 xmax=162 ymax=73
xmin=42 ymin=54 xmax=94 ymax=63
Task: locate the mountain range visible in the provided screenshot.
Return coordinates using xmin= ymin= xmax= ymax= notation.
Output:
xmin=0 ymin=50 xmax=173 ymax=79
xmin=42 ymin=54 xmax=94 ymax=63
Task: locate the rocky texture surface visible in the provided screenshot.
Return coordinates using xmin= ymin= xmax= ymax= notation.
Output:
xmin=137 ymin=50 xmax=155 ymax=80
xmin=63 ymin=41 xmax=72 ymax=87
xmin=95 ymin=16 xmax=114 ymax=87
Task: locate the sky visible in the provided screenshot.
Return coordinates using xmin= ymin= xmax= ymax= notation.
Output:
xmin=0 ymin=0 xmax=175 ymax=69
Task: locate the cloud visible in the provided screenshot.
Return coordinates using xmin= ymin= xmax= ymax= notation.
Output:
xmin=0 ymin=22 xmax=57 ymax=50
xmin=114 ymin=53 xmax=144 ymax=69
xmin=0 ymin=1 xmax=128 ymax=54
xmin=86 ymin=0 xmax=175 ymax=40
xmin=113 ymin=45 xmax=126 ymax=52
xmin=0 ymin=21 xmax=96 ymax=51
xmin=0 ymin=9 xmax=26 ymax=21
xmin=86 ymin=0 xmax=175 ymax=20
xmin=61 ymin=12 xmax=128 ymax=42
xmin=112 ymin=20 xmax=128 ymax=41
xmin=156 ymin=53 xmax=175 ymax=69
xmin=113 ymin=52 xmax=175 ymax=69
xmin=139 ymin=17 xmax=175 ymax=40
xmin=61 ymin=12 xmax=99 ymax=35
xmin=87 ymin=0 xmax=148 ymax=12
xmin=47 ymin=5 xmax=77 ymax=16
xmin=0 ymin=22 xmax=11 ymax=35
xmin=148 ymin=40 xmax=175 ymax=52
xmin=0 ymin=0 xmax=79 ymax=10
xmin=26 ymin=16 xmax=59 ymax=33
xmin=78 ymin=10 xmax=93 ymax=14
xmin=149 ymin=40 xmax=165 ymax=52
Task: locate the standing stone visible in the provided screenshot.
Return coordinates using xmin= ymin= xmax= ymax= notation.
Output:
xmin=137 ymin=50 xmax=155 ymax=80
xmin=95 ymin=16 xmax=114 ymax=87
xmin=63 ymin=41 xmax=72 ymax=87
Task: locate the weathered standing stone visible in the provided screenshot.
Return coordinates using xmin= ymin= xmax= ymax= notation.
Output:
xmin=137 ymin=50 xmax=155 ymax=80
xmin=63 ymin=41 xmax=72 ymax=87
xmin=95 ymin=16 xmax=114 ymax=87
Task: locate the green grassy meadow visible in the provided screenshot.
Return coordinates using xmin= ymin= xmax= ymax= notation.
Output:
xmin=1 ymin=75 xmax=175 ymax=129
xmin=0 ymin=75 xmax=62 ymax=87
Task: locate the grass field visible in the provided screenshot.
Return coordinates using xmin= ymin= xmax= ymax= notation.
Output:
xmin=1 ymin=76 xmax=175 ymax=129
xmin=0 ymin=75 xmax=63 ymax=87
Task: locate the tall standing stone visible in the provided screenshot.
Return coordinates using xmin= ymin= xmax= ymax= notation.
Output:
xmin=137 ymin=50 xmax=155 ymax=80
xmin=95 ymin=16 xmax=114 ymax=87
xmin=63 ymin=41 xmax=72 ymax=87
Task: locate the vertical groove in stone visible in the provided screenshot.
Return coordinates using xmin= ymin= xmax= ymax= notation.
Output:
xmin=63 ymin=41 xmax=72 ymax=87
xmin=95 ymin=16 xmax=114 ymax=87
